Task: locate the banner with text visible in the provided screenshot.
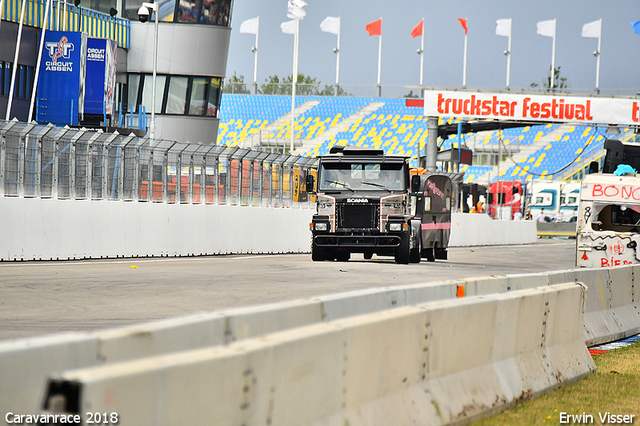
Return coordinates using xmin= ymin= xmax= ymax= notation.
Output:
xmin=424 ymin=90 xmax=640 ymax=126
xmin=36 ymin=31 xmax=87 ymax=126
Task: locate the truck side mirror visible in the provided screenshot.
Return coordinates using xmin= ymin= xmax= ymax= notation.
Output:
xmin=410 ymin=175 xmax=421 ymax=193
xmin=306 ymin=174 xmax=315 ymax=193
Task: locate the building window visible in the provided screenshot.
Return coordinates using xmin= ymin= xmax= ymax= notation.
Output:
xmin=124 ymin=0 xmax=231 ymax=25
xmin=126 ymin=73 xmax=222 ymax=117
xmin=166 ymin=76 xmax=188 ymax=114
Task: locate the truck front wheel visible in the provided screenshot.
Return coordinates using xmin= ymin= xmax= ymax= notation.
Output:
xmin=311 ymin=241 xmax=326 ymax=261
xmin=395 ymin=232 xmax=410 ymax=264
xmin=410 ymin=235 xmax=421 ymax=264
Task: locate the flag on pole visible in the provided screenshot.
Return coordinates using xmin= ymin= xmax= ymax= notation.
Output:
xmin=496 ymin=18 xmax=511 ymax=37
xmin=537 ymin=19 xmax=555 ymax=37
xmin=281 ymin=19 xmax=296 ymax=35
xmin=287 ymin=0 xmax=307 ymax=20
xmin=581 ymin=19 xmax=601 ymax=38
xmin=240 ymin=16 xmax=259 ymax=34
xmin=458 ymin=18 xmax=468 ymax=35
xmin=320 ymin=16 xmax=340 ymax=35
xmin=366 ymin=19 xmax=382 ymax=36
xmin=411 ymin=19 xmax=423 ymax=38
xmin=630 ymin=20 xmax=640 ymax=35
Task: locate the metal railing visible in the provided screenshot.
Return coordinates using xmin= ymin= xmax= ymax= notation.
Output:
xmin=0 ymin=119 xmax=318 ymax=207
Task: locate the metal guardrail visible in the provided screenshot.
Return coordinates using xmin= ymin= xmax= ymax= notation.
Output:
xmin=0 ymin=119 xmax=318 ymax=207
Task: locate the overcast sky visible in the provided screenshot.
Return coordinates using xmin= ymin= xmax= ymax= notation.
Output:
xmin=226 ymin=1 xmax=640 ymax=97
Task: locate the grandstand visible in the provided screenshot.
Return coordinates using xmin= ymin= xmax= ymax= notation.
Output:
xmin=217 ymin=93 xmax=636 ymax=184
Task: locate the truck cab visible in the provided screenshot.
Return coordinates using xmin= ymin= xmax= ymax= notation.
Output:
xmin=307 ymin=146 xmax=451 ymax=264
xmin=576 ymin=139 xmax=640 ymax=267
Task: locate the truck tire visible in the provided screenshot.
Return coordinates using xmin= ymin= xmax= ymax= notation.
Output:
xmin=311 ymin=241 xmax=326 ymax=261
xmin=395 ymin=232 xmax=410 ymax=264
xmin=336 ymin=251 xmax=350 ymax=262
xmin=435 ymin=247 xmax=448 ymax=260
xmin=423 ymin=247 xmax=435 ymax=262
xmin=410 ymin=235 xmax=421 ymax=263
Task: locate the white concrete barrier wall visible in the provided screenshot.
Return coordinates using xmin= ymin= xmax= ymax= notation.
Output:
xmin=449 ymin=212 xmax=537 ymax=247
xmin=0 ymin=197 xmax=314 ymax=260
xmin=0 ymin=199 xmax=538 ymax=261
xmin=41 ymin=284 xmax=593 ymax=426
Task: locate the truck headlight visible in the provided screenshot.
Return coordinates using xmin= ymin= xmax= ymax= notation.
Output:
xmin=315 ymin=222 xmax=328 ymax=231
xmin=389 ymin=223 xmax=403 ymax=232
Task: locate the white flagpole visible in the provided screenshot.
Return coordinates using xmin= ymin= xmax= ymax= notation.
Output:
xmin=595 ymin=17 xmax=602 ymax=93
xmin=290 ymin=18 xmax=299 ymax=152
xmin=376 ymin=17 xmax=382 ymax=97
xmin=462 ymin=30 xmax=468 ymax=88
xmin=253 ymin=16 xmax=259 ymax=93
xmin=419 ymin=18 xmax=424 ymax=86
xmin=506 ymin=17 xmax=512 ymax=90
xmin=550 ymin=18 xmax=556 ymax=89
xmin=28 ymin=0 xmax=53 ymax=121
xmin=6 ymin=0 xmax=28 ymax=120
xmin=335 ymin=16 xmax=341 ymax=89
xmin=63 ymin=0 xmax=67 ymax=30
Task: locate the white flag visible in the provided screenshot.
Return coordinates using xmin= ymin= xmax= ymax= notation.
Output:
xmin=536 ymin=19 xmax=555 ymax=37
xmin=287 ymin=0 xmax=307 ymax=20
xmin=581 ymin=19 xmax=601 ymax=38
xmin=495 ymin=18 xmax=511 ymax=37
xmin=320 ymin=16 xmax=340 ymax=35
xmin=239 ymin=16 xmax=259 ymax=35
xmin=281 ymin=19 xmax=296 ymax=35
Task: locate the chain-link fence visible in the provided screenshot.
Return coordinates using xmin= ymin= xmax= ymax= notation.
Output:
xmin=0 ymin=119 xmax=318 ymax=208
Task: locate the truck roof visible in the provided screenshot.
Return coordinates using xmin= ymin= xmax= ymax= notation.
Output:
xmin=319 ymin=145 xmax=408 ymax=163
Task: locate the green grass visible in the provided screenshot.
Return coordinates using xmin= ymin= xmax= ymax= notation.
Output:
xmin=474 ymin=342 xmax=640 ymax=425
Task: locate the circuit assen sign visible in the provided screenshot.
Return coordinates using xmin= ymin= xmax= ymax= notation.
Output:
xmin=423 ymin=90 xmax=640 ymax=126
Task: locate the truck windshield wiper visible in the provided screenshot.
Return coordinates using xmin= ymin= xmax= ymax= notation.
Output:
xmin=324 ymin=180 xmax=355 ymax=192
xmin=361 ymin=181 xmax=391 ymax=192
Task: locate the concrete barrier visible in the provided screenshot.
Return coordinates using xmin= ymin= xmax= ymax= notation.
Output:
xmin=2 ymin=265 xmax=639 ymax=421
xmin=0 ymin=197 xmax=314 ymax=260
xmin=449 ymin=212 xmax=537 ymax=247
xmin=40 ymin=284 xmax=593 ymax=426
xmin=1 ymin=199 xmax=541 ymax=262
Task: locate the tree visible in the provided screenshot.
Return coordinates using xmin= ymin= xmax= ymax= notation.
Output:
xmin=318 ymin=84 xmax=351 ymax=96
xmin=225 ymin=72 xmax=250 ymax=94
xmin=530 ymin=66 xmax=569 ymax=93
xmin=259 ymin=73 xmax=320 ymax=95
xmin=259 ymin=75 xmax=288 ymax=95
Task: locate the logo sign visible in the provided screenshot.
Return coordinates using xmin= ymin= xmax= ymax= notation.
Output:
xmin=347 ymin=198 xmax=369 ymax=203
xmin=45 ymin=36 xmax=75 ymax=71
xmin=85 ymin=38 xmax=117 ymax=116
xmin=37 ymin=31 xmax=87 ymax=125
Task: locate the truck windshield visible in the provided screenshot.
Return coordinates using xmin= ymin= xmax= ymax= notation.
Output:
xmin=591 ymin=203 xmax=640 ymax=232
xmin=319 ymin=162 xmax=405 ymax=192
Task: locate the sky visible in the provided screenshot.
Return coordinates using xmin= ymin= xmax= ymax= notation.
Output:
xmin=225 ymin=0 xmax=640 ymax=98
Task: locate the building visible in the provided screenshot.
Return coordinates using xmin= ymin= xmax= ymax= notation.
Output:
xmin=0 ymin=0 xmax=232 ymax=144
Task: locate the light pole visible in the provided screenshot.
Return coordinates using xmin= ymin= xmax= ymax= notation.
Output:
xmin=138 ymin=2 xmax=159 ymax=141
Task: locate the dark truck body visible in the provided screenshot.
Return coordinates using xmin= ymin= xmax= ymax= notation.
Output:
xmin=307 ymin=146 xmax=451 ymax=264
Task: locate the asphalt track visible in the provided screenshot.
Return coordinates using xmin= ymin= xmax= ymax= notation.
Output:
xmin=0 ymin=239 xmax=576 ymax=341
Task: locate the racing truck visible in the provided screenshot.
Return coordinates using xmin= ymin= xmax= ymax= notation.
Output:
xmin=576 ymin=138 xmax=640 ymax=267
xmin=306 ymin=145 xmax=452 ymax=264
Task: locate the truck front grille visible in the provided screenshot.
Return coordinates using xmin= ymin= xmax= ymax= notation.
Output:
xmin=338 ymin=203 xmax=378 ymax=230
